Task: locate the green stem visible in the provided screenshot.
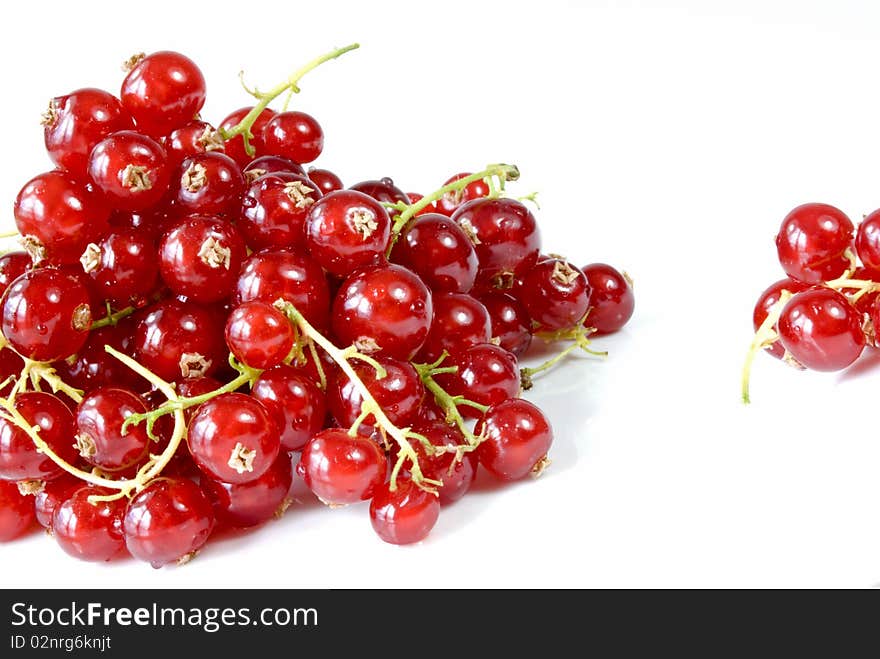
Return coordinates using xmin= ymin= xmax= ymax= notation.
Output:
xmin=741 ymin=291 xmax=792 ymax=404
xmin=219 ymin=43 xmax=360 ymax=156
xmin=523 ymin=324 xmax=606 ymax=390
xmin=91 ymin=305 xmax=136 ymax=329
xmin=386 ymin=164 xmax=520 ymax=255
xmin=419 ymin=371 xmax=485 ymax=447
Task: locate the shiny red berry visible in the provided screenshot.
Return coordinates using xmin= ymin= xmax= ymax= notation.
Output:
xmin=88 ymin=130 xmax=171 ymax=211
xmin=0 ymin=480 xmax=36 ymax=541
xmin=225 ymin=301 xmax=295 ymax=370
xmin=328 ymin=356 xmax=424 ymax=430
xmin=175 ymin=152 xmax=245 ymax=216
xmin=436 ymin=343 xmax=519 ymax=418
xmin=416 ymin=292 xmax=491 ymax=362
xmin=0 ymin=252 xmax=32 ymax=297
xmin=370 ymin=477 xmax=440 ymax=545
xmin=252 ymin=365 xmax=327 ymax=452
xmin=239 ymin=173 xmax=322 ymax=251
xmin=262 ymin=111 xmax=324 ymax=164
xmin=775 ymin=203 xmax=854 ymax=284
xmin=435 ymin=172 xmax=490 ymax=216
xmin=476 ymin=398 xmax=553 ymax=481
xmin=513 ymin=258 xmax=590 ymax=331
xmin=752 ymin=278 xmax=810 ymax=359
xmin=165 ymin=120 xmax=225 ymax=169
xmin=203 ymin=455 xmax=293 ymax=528
xmin=0 ymin=392 xmax=77 ymax=482
xmin=307 ymin=167 xmax=344 ymax=194
xmin=582 ymin=263 xmax=635 ymax=335
xmin=74 ymin=388 xmax=150 ymax=472
xmin=478 ymin=292 xmax=532 ymax=357
xmin=82 ymin=228 xmax=159 ymax=306
xmin=391 ymin=213 xmax=479 ymax=294
xmin=297 ymin=428 xmax=386 ymax=505
xmin=53 ymin=486 xmax=127 ymax=562
xmin=218 ymin=106 xmax=277 ymax=166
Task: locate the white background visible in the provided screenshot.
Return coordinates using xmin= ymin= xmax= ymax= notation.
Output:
xmin=3 ymin=0 xmax=880 ymax=588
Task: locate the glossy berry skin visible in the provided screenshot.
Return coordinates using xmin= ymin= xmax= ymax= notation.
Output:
xmin=405 ymin=192 xmax=439 ymax=217
xmin=1 ymin=268 xmax=92 ymax=361
xmin=88 ymin=130 xmax=171 ymax=212
xmin=582 ymin=263 xmax=635 ymax=335
xmin=252 ymin=365 xmax=326 ymax=452
xmin=244 ymin=155 xmax=306 ymax=181
xmin=297 ymin=428 xmax=386 ymax=505
xmin=43 ymin=88 xmax=135 ymax=178
xmin=370 ymin=477 xmax=440 ymax=545
xmin=331 ymin=264 xmax=433 ymax=360
xmin=34 ymin=473 xmax=82 ymax=529
xmin=476 ymin=398 xmax=553 ymax=481
xmin=83 ymin=228 xmax=159 ymax=306
xmin=417 ymin=292 xmax=491 ymax=362
xmin=75 ymin=388 xmax=150 ymax=471
xmin=239 ymin=173 xmax=322 ymax=251
xmin=176 ymin=152 xmax=245 ymax=216
xmin=134 ymin=299 xmax=227 ymax=382
xmin=777 ymin=288 xmax=865 ymax=371
xmin=436 ymin=343 xmax=519 ymax=418
xmin=451 ymin=198 xmax=541 ymax=287
xmin=436 ymin=172 xmax=490 ymax=216
xmin=328 ymin=356 xmax=424 ymax=430
xmin=308 ymin=168 xmax=344 ymax=194
xmin=752 ymin=278 xmax=810 ymax=359
xmin=14 ymin=171 xmax=111 ymax=265
xmin=0 ymin=392 xmax=76 ymax=482
xmin=123 ymin=478 xmax=215 ymax=568
xmin=513 ymin=258 xmax=590 ymax=331
xmin=55 ymin=316 xmax=147 ymax=394
xmin=225 ymin=301 xmax=295 ymax=370
xmin=158 ymin=216 xmax=246 ymax=303
xmin=165 ymin=120 xmax=224 ymax=169
xmin=0 ymin=252 xmax=31 ymax=297
xmin=121 ymin=51 xmax=206 ymax=139
xmin=0 ymin=479 xmax=35 ymax=541
xmin=203 ymin=455 xmax=292 ymax=528
xmin=409 ymin=421 xmax=477 ymax=505
xmin=305 ymin=190 xmax=392 ymax=276
xmin=218 ymin=106 xmax=277 ymax=166
xmin=188 ymin=393 xmax=281 ymax=484
xmin=775 ymin=203 xmax=854 ymax=284
xmin=262 ymin=111 xmax=324 ymax=164
xmin=855 ymin=209 xmax=880 ymax=272
xmin=478 ymin=292 xmax=532 ymax=357
xmin=234 ymin=248 xmax=330 ymax=330
xmin=0 ymin=349 xmax=24 ymax=397
xmin=349 ymin=178 xmax=411 ymax=207
xmin=53 ymin=487 xmax=127 ymax=562
xmin=392 ymin=214 xmax=479 ymax=294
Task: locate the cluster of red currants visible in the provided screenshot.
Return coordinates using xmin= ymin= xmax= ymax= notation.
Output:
xmin=744 ymin=202 xmax=880 ymax=401
xmin=0 ymin=45 xmax=634 ymax=566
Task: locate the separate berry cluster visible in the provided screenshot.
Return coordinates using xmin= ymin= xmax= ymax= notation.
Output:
xmin=743 ymin=202 xmax=880 ymax=401
xmin=0 ymin=45 xmax=634 ymax=566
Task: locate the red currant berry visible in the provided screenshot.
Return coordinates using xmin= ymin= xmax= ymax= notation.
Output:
xmin=391 ymin=213 xmax=479 ymax=294
xmin=778 ymin=288 xmax=865 ymax=370
xmin=408 ymin=421 xmax=477 ymax=505
xmin=753 ymin=278 xmax=811 ymax=359
xmin=165 ymin=120 xmax=225 ymax=169
xmin=436 ymin=343 xmax=519 ymax=418
xmin=121 ymin=51 xmax=206 ymax=138
xmin=203 ymin=455 xmax=293 ymax=528
xmin=88 ymin=130 xmax=171 ymax=212
xmin=123 ymin=477 xmax=215 ymax=568
xmin=158 ymin=216 xmax=246 ymax=303
xmin=225 ymin=301 xmax=295 ymax=370
xmin=252 ymin=365 xmax=327 ymax=452
xmin=451 ymin=198 xmax=541 ymax=288
xmin=33 ymin=473 xmax=82 ymax=529
xmin=349 ymin=178 xmax=411 ymax=207
xmin=53 ymin=486 xmax=127 ymax=561
xmin=775 ymin=203 xmax=854 ymax=284
xmin=188 ymin=393 xmax=281 ymax=484
xmin=234 ymin=248 xmax=330 ymax=330
xmin=513 ymin=258 xmax=590 ymax=331
xmin=0 ymin=349 xmax=24 ymax=397
xmin=14 ymin=171 xmax=111 ymax=265
xmin=582 ymin=263 xmax=635 ymax=335
xmin=262 ymin=111 xmax=324 ymax=164
xmin=0 ymin=480 xmax=35 ymax=541
xmin=305 ymin=190 xmax=391 ymax=276
xmin=74 ymin=388 xmax=150 ymax=472
xmin=307 ymin=167 xmax=344 ymax=195
xmin=417 ymin=292 xmax=491 ymax=362
xmin=176 ymin=152 xmax=245 ymax=216
xmin=0 ymin=392 xmax=76 ymax=482
xmin=1 ymin=268 xmax=92 ymax=361
xmin=218 ymin=106 xmax=277 ymax=166
xmin=478 ymin=292 xmax=533 ymax=357
xmin=331 ymin=264 xmax=433 ymax=360
xmin=855 ymin=208 xmax=880 ymax=272
xmin=369 ymin=476 xmax=440 ymax=545
xmin=476 ymin=398 xmax=553 ymax=481
xmin=239 ymin=173 xmax=322 ymax=251
xmin=43 ymin=88 xmax=135 ymax=178
xmin=0 ymin=252 xmax=32 ymax=297
xmin=134 ymin=299 xmax=227 ymax=381
xmin=328 ymin=356 xmax=424 ymax=430
xmin=243 ymin=155 xmax=306 ymax=182
xmin=297 ymin=428 xmax=386 ymax=505
xmin=81 ymin=228 xmax=159 ymax=306
xmin=436 ymin=172 xmax=490 ymax=216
